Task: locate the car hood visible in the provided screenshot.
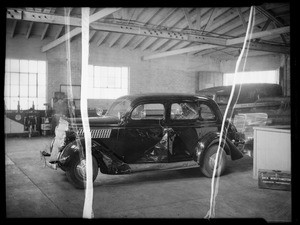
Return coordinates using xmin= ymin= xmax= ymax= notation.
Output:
xmin=70 ymin=116 xmax=120 ymax=127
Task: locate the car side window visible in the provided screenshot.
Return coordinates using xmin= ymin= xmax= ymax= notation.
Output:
xmin=199 ymin=103 xmax=216 ymax=121
xmin=131 ymin=103 xmax=165 ymax=120
xmin=171 ymin=102 xmax=199 ymax=120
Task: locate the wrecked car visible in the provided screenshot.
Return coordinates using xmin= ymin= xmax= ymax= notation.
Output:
xmin=49 ymin=93 xmax=244 ymax=189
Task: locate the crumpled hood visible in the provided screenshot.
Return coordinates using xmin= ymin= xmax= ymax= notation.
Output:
xmin=70 ymin=116 xmax=120 ymax=127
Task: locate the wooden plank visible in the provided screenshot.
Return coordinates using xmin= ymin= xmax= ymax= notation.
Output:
xmin=41 ymin=8 xmax=121 ymax=52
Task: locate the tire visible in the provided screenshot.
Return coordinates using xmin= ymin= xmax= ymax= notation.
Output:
xmin=200 ymin=144 xmax=227 ymax=177
xmin=66 ymin=155 xmax=99 ymax=189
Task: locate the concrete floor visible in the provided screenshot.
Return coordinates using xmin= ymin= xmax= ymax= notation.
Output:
xmin=5 ymin=136 xmax=291 ymax=221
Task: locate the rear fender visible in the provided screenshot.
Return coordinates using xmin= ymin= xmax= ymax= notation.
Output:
xmin=195 ymin=132 xmax=243 ymax=165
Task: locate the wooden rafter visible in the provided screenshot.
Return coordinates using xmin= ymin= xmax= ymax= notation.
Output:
xmin=196 ymin=8 xmax=202 ymax=30
xmin=202 ymin=8 xmax=217 ymax=33
xmin=89 ymin=30 xmax=97 ymax=42
xmin=183 ymin=8 xmax=194 ymax=29
xmin=26 ymin=22 xmax=33 ymax=39
xmin=55 ymin=25 xmax=64 ymax=39
xmin=130 ymin=36 xmax=146 ymax=50
xmin=96 ymin=32 xmax=109 ymax=46
xmin=140 ymin=38 xmax=158 ymax=51
xmin=156 ymin=8 xmax=177 ymax=27
xmin=6 ymin=7 xmax=289 ymax=55
xmin=11 ymin=20 xmax=17 ymax=38
xmin=41 ymin=8 xmax=121 ymax=52
xmin=236 ymin=8 xmax=247 ymax=31
xmin=41 ymin=24 xmax=49 ymax=40
xmin=108 ymin=33 xmax=122 ymax=47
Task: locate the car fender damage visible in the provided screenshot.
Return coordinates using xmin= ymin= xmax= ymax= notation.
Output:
xmin=59 ymin=138 xmax=131 ymax=175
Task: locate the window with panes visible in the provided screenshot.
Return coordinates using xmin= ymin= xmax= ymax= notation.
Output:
xmin=5 ymin=59 xmax=46 ymax=110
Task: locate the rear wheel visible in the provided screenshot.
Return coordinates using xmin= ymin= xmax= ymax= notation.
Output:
xmin=201 ymin=144 xmax=227 ymax=177
xmin=66 ymin=155 xmax=99 ymax=189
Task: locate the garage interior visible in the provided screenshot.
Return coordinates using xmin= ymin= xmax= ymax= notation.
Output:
xmin=4 ymin=3 xmax=292 ymax=221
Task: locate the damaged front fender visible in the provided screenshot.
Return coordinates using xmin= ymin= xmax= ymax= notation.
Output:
xmin=58 ymin=138 xmax=131 ymax=174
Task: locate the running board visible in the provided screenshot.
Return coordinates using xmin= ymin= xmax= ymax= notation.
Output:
xmin=128 ymin=160 xmax=199 ymax=174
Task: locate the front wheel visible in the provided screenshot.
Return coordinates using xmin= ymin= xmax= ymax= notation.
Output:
xmin=201 ymin=144 xmax=227 ymax=177
xmin=66 ymin=155 xmax=99 ymax=189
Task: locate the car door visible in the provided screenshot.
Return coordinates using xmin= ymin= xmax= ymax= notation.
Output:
xmin=167 ymin=100 xmax=219 ymax=161
xmin=116 ymin=102 xmax=167 ymax=163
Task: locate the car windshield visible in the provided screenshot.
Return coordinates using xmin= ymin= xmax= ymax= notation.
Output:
xmin=106 ymin=98 xmax=132 ymax=117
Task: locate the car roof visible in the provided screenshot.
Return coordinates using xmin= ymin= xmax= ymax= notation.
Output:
xmin=117 ymin=93 xmax=212 ymax=104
